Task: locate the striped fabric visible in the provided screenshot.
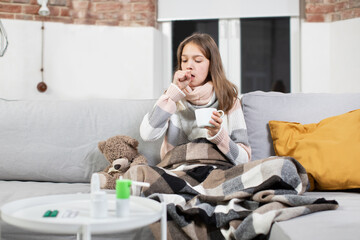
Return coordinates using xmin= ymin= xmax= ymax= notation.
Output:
xmin=123 ymin=142 xmax=338 ymax=240
xmin=140 ymin=83 xmax=251 ymax=165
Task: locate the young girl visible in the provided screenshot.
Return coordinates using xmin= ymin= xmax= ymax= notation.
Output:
xmin=140 ymin=33 xmax=251 ymax=165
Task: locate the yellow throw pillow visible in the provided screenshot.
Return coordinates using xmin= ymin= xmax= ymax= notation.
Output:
xmin=269 ymin=109 xmax=360 ymax=191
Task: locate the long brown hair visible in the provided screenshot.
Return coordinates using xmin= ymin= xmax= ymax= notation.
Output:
xmin=175 ymin=33 xmax=238 ymax=113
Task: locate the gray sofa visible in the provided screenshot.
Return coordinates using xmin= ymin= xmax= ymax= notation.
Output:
xmin=0 ymin=91 xmax=360 ymax=240
xmin=241 ymin=91 xmax=360 ymax=240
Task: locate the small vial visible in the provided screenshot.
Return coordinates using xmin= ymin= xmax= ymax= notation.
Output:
xmin=116 ymin=179 xmax=131 ymax=217
xmin=90 ymin=173 xmax=108 ymax=218
xmin=91 ymin=191 xmax=108 ymax=218
xmin=115 ymin=178 xmax=150 ymax=218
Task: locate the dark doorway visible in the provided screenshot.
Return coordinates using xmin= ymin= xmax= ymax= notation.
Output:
xmin=241 ymin=17 xmax=290 ymax=93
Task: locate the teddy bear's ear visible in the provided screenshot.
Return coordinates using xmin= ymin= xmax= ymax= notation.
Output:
xmin=98 ymin=141 xmax=106 ymax=153
xmin=122 ymin=136 xmax=139 ymax=148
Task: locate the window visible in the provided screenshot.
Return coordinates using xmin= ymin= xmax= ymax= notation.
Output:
xmin=171 ymin=18 xmax=291 ymax=93
xmin=172 ymin=20 xmax=218 ymax=72
xmin=241 ymin=17 xmax=290 ymax=93
xmin=159 ymin=0 xmax=300 ymax=93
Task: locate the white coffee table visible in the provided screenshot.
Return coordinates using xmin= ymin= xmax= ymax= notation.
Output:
xmin=0 ymin=193 xmax=166 ymax=240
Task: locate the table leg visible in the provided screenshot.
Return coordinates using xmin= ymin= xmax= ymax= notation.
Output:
xmin=161 ymin=202 xmax=167 ymax=240
xmin=81 ymin=224 xmax=91 ymax=240
xmin=0 ymin=212 xmax=2 ymax=240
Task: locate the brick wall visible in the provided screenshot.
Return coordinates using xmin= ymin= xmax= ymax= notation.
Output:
xmin=0 ymin=0 xmax=156 ymax=27
xmin=306 ymin=0 xmax=360 ymax=22
xmin=1 ymin=1 xmax=360 ymax=26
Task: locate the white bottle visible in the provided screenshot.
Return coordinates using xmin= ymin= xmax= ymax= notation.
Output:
xmin=116 ymin=179 xmax=131 ymax=217
xmin=90 ymin=173 xmax=108 ymax=218
xmin=115 ymin=177 xmax=150 ymax=218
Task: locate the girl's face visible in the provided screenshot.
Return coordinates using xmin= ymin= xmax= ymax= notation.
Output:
xmin=181 ymin=42 xmax=210 ymax=88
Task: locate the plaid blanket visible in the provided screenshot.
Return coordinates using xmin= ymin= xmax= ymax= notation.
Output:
xmin=125 ymin=141 xmax=338 ymax=240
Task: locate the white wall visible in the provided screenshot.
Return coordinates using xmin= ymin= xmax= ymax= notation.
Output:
xmin=1 ymin=17 xmax=360 ymax=100
xmin=301 ymin=17 xmax=360 ymax=93
xmin=330 ymin=18 xmax=360 ymax=93
xmin=301 ymin=22 xmax=332 ymax=93
xmin=0 ymin=19 xmax=162 ymax=100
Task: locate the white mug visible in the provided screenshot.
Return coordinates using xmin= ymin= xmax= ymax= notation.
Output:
xmin=195 ymin=108 xmax=224 ymax=128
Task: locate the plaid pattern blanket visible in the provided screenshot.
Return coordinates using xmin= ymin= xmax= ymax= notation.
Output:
xmin=124 ymin=141 xmax=338 ymax=240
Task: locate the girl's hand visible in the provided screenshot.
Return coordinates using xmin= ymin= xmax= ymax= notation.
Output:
xmin=173 ymin=70 xmax=191 ymax=90
xmin=205 ymin=111 xmax=223 ymax=137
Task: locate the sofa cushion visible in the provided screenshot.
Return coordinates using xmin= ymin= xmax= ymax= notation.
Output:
xmin=0 ymin=180 xmax=90 ymax=206
xmin=269 ymin=109 xmax=360 ymax=190
xmin=0 ymin=99 xmax=162 ymax=183
xmin=269 ymin=191 xmax=360 ymax=240
xmin=241 ymin=91 xmax=360 ymax=160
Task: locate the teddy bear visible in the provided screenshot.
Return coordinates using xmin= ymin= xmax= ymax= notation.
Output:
xmin=97 ymin=135 xmax=147 ymax=189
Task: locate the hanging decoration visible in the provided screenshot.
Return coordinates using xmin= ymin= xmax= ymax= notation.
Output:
xmin=37 ymin=21 xmax=48 ymax=93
